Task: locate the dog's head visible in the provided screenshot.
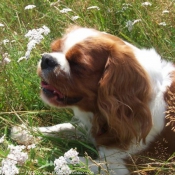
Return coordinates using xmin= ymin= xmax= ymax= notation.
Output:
xmin=37 ymin=26 xmax=152 ymax=148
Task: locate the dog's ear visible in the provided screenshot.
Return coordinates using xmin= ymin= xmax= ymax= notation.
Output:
xmin=93 ymin=43 xmax=152 ymax=148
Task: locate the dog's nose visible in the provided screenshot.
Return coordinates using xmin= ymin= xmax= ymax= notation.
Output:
xmin=41 ymin=54 xmax=58 ymax=70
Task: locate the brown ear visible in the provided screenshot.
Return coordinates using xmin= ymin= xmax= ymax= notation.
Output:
xmin=93 ymin=44 xmax=152 ymax=148
xmin=51 ymin=39 xmax=63 ymax=52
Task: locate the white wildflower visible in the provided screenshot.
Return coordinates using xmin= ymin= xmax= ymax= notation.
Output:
xmin=42 ymin=25 xmax=50 ymax=35
xmin=132 ymin=19 xmax=142 ymax=25
xmin=27 ymin=144 xmax=36 ymax=149
xmin=126 ymin=20 xmax=133 ymax=32
xmin=25 ymin=30 xmax=43 ymax=42
xmin=162 ymin=10 xmax=169 ymax=14
xmin=0 ymin=144 xmax=28 ymax=175
xmin=1 ymin=159 xmax=19 ymax=175
xmin=3 ymin=39 xmax=9 ymax=45
xmin=87 ymin=6 xmax=100 ymax=10
xmin=7 ymin=145 xmax=28 ymax=165
xmin=10 ymin=124 xmax=34 ymax=144
xmin=25 ymin=25 xmax=50 ymax=42
xmin=0 ymin=135 xmax=5 ymax=143
xmin=64 ymin=148 xmax=80 ymax=165
xmin=25 ymin=5 xmax=36 ymax=10
xmin=60 ymin=8 xmax=72 ymax=13
xmin=141 ymin=2 xmax=152 ymax=6
xmin=0 ymin=23 xmax=4 ymax=27
xmin=18 ymin=25 xmax=50 ymax=62
xmin=54 ymin=156 xmax=67 ymax=169
xmin=54 ymin=156 xmax=72 ymax=175
xmin=3 ymin=57 xmax=11 ymax=64
xmin=2 ymin=53 xmax=11 ymax=64
xmin=11 ymin=40 xmax=16 ymax=43
xmin=159 ymin=22 xmax=166 ymax=26
xmin=122 ymin=3 xmax=132 ymax=11
xmin=71 ymin=16 xmax=80 ymax=21
xmin=54 ymin=148 xmax=80 ymax=174
xmin=126 ymin=19 xmax=141 ymax=32
xmin=27 ymin=40 xmax=38 ymax=52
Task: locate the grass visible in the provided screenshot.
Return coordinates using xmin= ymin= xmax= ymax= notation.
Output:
xmin=0 ymin=0 xmax=175 ymax=174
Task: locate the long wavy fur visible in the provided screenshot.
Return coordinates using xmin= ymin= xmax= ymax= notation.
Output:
xmin=92 ymin=40 xmax=153 ymax=149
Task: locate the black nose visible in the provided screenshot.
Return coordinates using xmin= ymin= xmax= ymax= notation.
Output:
xmin=41 ymin=54 xmax=58 ymax=70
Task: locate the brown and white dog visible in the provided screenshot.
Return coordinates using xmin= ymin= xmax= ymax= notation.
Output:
xmin=13 ymin=26 xmax=175 ymax=174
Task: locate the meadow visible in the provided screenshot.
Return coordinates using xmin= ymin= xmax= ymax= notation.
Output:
xmin=0 ymin=0 xmax=175 ymax=174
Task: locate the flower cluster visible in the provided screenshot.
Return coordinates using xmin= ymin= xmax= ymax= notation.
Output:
xmin=141 ymin=2 xmax=152 ymax=6
xmin=162 ymin=10 xmax=169 ymax=14
xmin=159 ymin=22 xmax=166 ymax=26
xmin=71 ymin=16 xmax=80 ymax=21
xmin=2 ymin=53 xmax=11 ymax=64
xmin=122 ymin=3 xmax=132 ymax=11
xmin=10 ymin=124 xmax=35 ymax=145
xmin=0 ymin=23 xmax=4 ymax=27
xmin=2 ymin=39 xmax=9 ymax=45
xmin=64 ymin=148 xmax=80 ymax=165
xmin=18 ymin=25 xmax=50 ymax=62
xmin=87 ymin=6 xmax=100 ymax=10
xmin=60 ymin=8 xmax=72 ymax=13
xmin=126 ymin=19 xmax=142 ymax=32
xmin=24 ymin=5 xmax=36 ymax=10
xmin=54 ymin=148 xmax=80 ymax=175
xmin=54 ymin=156 xmax=72 ymax=175
xmin=0 ymin=145 xmax=28 ymax=175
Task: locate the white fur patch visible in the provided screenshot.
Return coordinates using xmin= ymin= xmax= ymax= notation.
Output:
xmin=71 ymin=106 xmax=93 ymax=134
xmin=48 ymin=52 xmax=70 ymax=74
xmin=63 ymin=28 xmax=99 ymax=53
xmin=131 ymin=47 xmax=174 ymax=138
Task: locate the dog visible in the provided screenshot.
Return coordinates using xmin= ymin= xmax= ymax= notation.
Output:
xmin=12 ymin=26 xmax=175 ymax=175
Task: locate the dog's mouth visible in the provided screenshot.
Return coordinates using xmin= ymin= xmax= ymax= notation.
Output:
xmin=41 ymin=81 xmax=82 ymax=105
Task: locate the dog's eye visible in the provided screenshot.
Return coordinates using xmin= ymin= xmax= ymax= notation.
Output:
xmin=69 ymin=60 xmax=78 ymax=67
xmin=68 ymin=59 xmax=86 ymax=74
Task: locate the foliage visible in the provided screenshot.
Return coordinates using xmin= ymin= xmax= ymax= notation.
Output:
xmin=0 ymin=0 xmax=175 ymax=174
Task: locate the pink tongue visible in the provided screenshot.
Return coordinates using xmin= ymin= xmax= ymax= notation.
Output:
xmin=41 ymin=81 xmax=64 ymax=98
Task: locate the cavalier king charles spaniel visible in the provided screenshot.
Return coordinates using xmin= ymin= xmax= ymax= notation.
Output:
xmin=12 ymin=26 xmax=175 ymax=174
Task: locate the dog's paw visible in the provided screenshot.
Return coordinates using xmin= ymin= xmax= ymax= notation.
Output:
xmin=11 ymin=124 xmax=39 ymax=145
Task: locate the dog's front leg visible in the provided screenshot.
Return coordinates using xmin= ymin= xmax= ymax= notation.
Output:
xmin=37 ymin=123 xmax=76 ymax=134
xmin=11 ymin=123 xmax=77 ymax=145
